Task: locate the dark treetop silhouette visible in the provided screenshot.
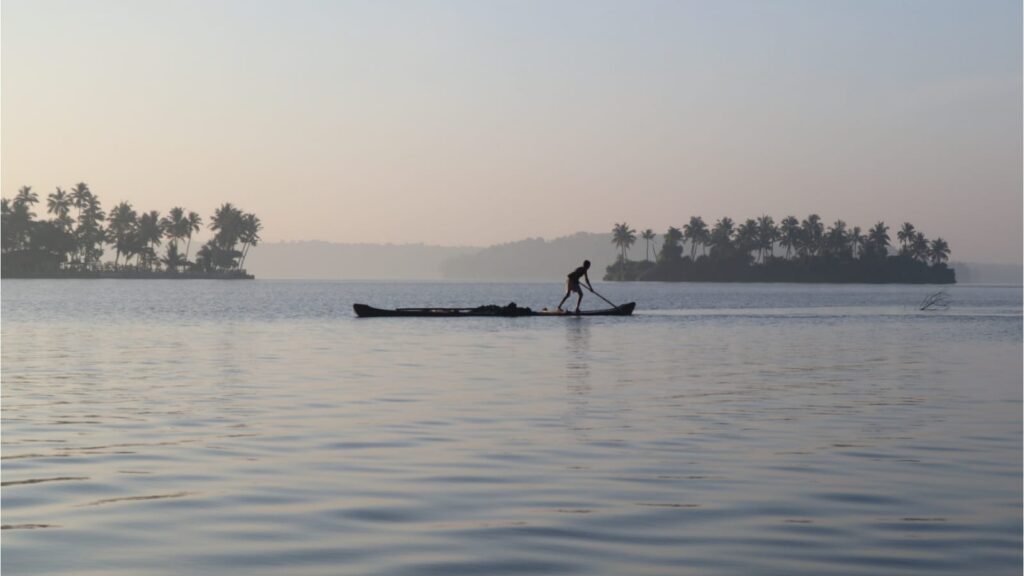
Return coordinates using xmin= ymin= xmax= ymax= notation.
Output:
xmin=2 ymin=183 xmax=260 ymax=279
xmin=605 ymin=217 xmax=954 ymax=284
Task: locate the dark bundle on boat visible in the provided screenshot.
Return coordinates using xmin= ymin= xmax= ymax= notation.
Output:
xmin=470 ymin=302 xmax=533 ymax=316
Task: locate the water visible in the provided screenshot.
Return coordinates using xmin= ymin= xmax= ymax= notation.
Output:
xmin=2 ymin=280 xmax=1021 ymax=575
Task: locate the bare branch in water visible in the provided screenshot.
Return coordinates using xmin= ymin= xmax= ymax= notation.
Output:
xmin=919 ymin=291 xmax=951 ymax=311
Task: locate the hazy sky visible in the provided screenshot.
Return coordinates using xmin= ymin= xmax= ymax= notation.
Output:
xmin=3 ymin=0 xmax=1021 ymax=262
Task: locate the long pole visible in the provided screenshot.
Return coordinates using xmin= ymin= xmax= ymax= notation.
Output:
xmin=588 ymin=287 xmax=620 ymax=309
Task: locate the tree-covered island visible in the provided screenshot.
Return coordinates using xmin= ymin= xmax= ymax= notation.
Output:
xmin=2 ymin=183 xmax=261 ymax=279
xmin=606 ymin=216 xmax=954 ymax=283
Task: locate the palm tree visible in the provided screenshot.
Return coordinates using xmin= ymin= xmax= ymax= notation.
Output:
xmin=683 ymin=216 xmax=708 ymax=259
xmin=47 ymin=188 xmax=72 ymax=224
xmin=136 ymin=210 xmax=163 ymax=270
xmin=910 ymin=232 xmax=930 ymax=262
xmin=1 ymin=198 xmax=15 ymax=251
xmin=183 ymin=211 xmax=202 ymax=264
xmin=928 ymin=238 xmax=950 ymax=265
xmin=734 ymin=219 xmax=758 ymax=259
xmin=799 ymin=214 xmax=824 ymax=257
xmin=162 ymin=242 xmax=188 ymax=272
xmin=863 ymin=221 xmax=890 ymax=259
xmin=237 ymin=213 xmax=262 ymax=270
xmin=897 ymin=222 xmax=916 ymax=254
xmin=778 ymin=215 xmax=800 ymax=259
xmin=611 ymin=222 xmax=636 ymax=263
xmin=68 ymin=182 xmax=91 ymax=225
xmin=194 ymin=243 xmax=215 ymax=272
xmin=709 ymin=217 xmax=735 ymax=257
xmin=212 ymin=203 xmax=244 ymax=252
xmin=76 ymin=192 xmax=105 ymax=267
xmin=5 ymin=195 xmax=35 ymax=250
xmin=15 ymin=186 xmax=39 ymax=210
xmin=825 ymin=220 xmax=849 ymax=258
xmin=661 ymin=226 xmax=683 ymax=261
xmin=756 ymin=215 xmax=777 ymax=262
xmin=850 ymin=226 xmax=864 ymax=259
xmin=161 ymin=207 xmax=187 ymax=259
xmin=107 ymin=201 xmax=138 ymax=266
xmin=640 ymin=229 xmax=656 ymax=262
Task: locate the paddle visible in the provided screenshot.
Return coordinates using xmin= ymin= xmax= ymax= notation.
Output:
xmin=587 ymin=286 xmax=621 ymax=310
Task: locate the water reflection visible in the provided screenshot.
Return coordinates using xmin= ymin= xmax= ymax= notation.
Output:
xmin=564 ymin=319 xmax=591 ymax=387
xmin=563 ymin=320 xmax=592 ymax=438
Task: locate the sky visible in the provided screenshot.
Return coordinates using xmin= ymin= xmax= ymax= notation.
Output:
xmin=2 ymin=0 xmax=1021 ymax=263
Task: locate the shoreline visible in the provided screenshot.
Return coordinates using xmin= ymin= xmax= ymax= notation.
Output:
xmin=1 ymin=270 xmax=254 ymax=280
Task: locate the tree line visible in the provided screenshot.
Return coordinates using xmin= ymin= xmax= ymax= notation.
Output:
xmin=608 ymin=215 xmax=953 ymax=283
xmin=2 ymin=183 xmax=261 ymax=276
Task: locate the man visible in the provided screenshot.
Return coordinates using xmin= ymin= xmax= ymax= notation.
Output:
xmin=557 ymin=260 xmax=593 ymax=313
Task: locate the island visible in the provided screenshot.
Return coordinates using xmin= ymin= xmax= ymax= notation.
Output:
xmin=604 ymin=217 xmax=954 ymax=284
xmin=2 ymin=183 xmax=259 ymax=279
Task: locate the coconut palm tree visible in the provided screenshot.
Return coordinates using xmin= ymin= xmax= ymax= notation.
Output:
xmin=709 ymin=217 xmax=735 ymax=258
xmin=799 ymin=214 xmax=824 ymax=257
xmin=928 ymin=238 xmax=950 ymax=265
xmin=734 ymin=219 xmax=758 ymax=259
xmin=76 ymin=192 xmax=105 ymax=267
xmin=863 ymin=221 xmax=890 ymax=259
xmin=136 ymin=210 xmax=164 ymax=270
xmin=1 ymin=198 xmax=16 ymax=251
xmin=162 ymin=242 xmax=188 ymax=272
xmin=211 ymin=203 xmax=244 ymax=252
xmin=611 ymin=222 xmax=636 ymax=263
xmin=194 ymin=243 xmax=215 ymax=272
xmin=161 ymin=207 xmax=187 ymax=259
xmin=107 ymin=202 xmax=138 ymax=266
xmin=237 ymin=213 xmax=262 ymax=270
xmin=825 ymin=220 xmax=849 ymax=258
xmin=910 ymin=232 xmax=930 ymax=262
xmin=15 ymin=186 xmax=39 ymax=210
xmin=897 ymin=222 xmax=916 ymax=254
xmin=683 ymin=216 xmax=708 ymax=259
xmin=184 ymin=211 xmax=202 ymax=264
xmin=778 ymin=215 xmax=800 ymax=259
xmin=756 ymin=215 xmax=777 ymax=262
xmin=47 ymin=188 xmax=72 ymax=225
xmin=68 ymin=182 xmax=91 ymax=224
xmin=850 ymin=226 xmax=864 ymax=259
xmin=661 ymin=226 xmax=683 ymax=261
xmin=640 ymin=229 xmax=656 ymax=262
xmin=5 ymin=195 xmax=35 ymax=250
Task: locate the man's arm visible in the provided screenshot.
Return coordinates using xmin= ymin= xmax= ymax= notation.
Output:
xmin=584 ymin=271 xmax=593 ymax=290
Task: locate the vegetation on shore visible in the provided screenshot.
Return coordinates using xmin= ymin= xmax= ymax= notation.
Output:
xmin=2 ymin=183 xmax=261 ymax=278
xmin=607 ymin=216 xmax=954 ymax=283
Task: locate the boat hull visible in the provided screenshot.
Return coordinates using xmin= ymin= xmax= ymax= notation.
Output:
xmin=353 ymin=302 xmax=635 ymax=318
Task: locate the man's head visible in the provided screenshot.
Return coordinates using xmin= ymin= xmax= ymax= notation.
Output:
xmin=583 ymin=260 xmax=591 ymax=269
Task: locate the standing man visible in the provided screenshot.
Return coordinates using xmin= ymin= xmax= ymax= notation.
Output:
xmin=558 ymin=260 xmax=593 ymax=313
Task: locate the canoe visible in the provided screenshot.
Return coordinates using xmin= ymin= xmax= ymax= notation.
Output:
xmin=353 ymin=302 xmax=636 ymax=318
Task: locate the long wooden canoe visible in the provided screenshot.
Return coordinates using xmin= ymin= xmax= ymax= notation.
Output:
xmin=353 ymin=302 xmax=635 ymax=318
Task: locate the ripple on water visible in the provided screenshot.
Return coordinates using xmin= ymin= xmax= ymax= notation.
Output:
xmin=2 ymin=281 xmax=1021 ymax=575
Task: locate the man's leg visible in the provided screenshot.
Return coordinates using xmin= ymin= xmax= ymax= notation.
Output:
xmin=575 ymin=291 xmax=583 ymax=312
xmin=557 ymin=290 xmax=571 ymax=310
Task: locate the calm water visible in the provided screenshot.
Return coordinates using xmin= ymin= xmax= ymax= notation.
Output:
xmin=3 ymin=280 xmax=1021 ymax=575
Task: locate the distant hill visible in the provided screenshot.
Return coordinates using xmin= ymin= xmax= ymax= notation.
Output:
xmin=242 ymin=238 xmax=1018 ymax=285
xmin=244 ymin=234 xmax=639 ymax=281
xmin=439 ymin=232 xmax=643 ymax=281
xmin=244 ymin=241 xmax=480 ymax=279
xmin=950 ymin=262 xmax=1022 ymax=284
